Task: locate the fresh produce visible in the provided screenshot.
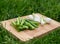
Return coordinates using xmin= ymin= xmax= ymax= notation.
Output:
xmin=40 ymin=16 xmax=46 ymax=25
xmin=11 ymin=13 xmax=52 ymax=31
xmin=28 ymin=14 xmax=40 ymax=22
xmin=26 ymin=20 xmax=38 ymax=28
xmin=25 ymin=20 xmax=35 ymax=29
xmin=44 ymin=18 xmax=52 ymax=23
xmin=27 ymin=13 xmax=52 ymax=25
xmin=28 ymin=15 xmax=34 ymax=20
xmin=33 ymin=14 xmax=41 ymax=22
xmin=11 ymin=17 xmax=39 ymax=31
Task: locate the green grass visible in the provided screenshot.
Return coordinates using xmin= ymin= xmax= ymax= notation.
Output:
xmin=0 ymin=0 xmax=60 ymax=44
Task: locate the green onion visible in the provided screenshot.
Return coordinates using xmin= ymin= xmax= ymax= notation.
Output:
xmin=11 ymin=17 xmax=39 ymax=31
xmin=26 ymin=20 xmax=39 ymax=28
xmin=25 ymin=20 xmax=35 ymax=29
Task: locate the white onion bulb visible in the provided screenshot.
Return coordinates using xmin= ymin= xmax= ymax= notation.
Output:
xmin=33 ymin=14 xmax=40 ymax=22
xmin=27 ymin=13 xmax=52 ymax=25
xmin=44 ymin=18 xmax=52 ymax=23
xmin=28 ymin=15 xmax=33 ymax=20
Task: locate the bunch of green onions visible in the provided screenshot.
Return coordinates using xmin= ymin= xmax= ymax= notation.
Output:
xmin=11 ymin=17 xmax=39 ymax=31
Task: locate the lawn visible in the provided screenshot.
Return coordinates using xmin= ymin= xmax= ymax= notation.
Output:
xmin=0 ymin=0 xmax=60 ymax=44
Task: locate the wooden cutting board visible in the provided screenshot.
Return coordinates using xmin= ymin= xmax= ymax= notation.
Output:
xmin=1 ymin=13 xmax=60 ymax=41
